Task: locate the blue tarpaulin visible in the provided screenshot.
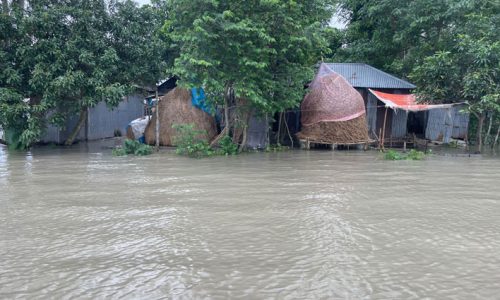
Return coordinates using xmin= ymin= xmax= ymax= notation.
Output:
xmin=191 ymin=88 xmax=212 ymax=114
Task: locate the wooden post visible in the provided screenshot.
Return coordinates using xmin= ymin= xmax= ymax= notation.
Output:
xmin=378 ymin=128 xmax=383 ymax=150
xmin=381 ymin=107 xmax=389 ymax=151
xmin=155 ymin=87 xmax=160 ymax=152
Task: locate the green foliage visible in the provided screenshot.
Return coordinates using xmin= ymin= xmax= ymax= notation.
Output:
xmin=162 ymin=0 xmax=336 ymax=114
xmin=113 ymin=139 xmax=153 ymax=156
xmin=112 ymin=147 xmax=128 ymax=156
xmin=0 ymin=0 xmax=169 ymax=148
xmin=217 ymin=135 xmax=238 ymax=155
xmin=406 ymin=149 xmax=426 ymax=160
xmin=336 ymin=0 xmax=499 ymax=145
xmin=172 ymin=123 xmax=215 ymax=158
xmin=384 ymin=149 xmax=426 ymax=161
xmin=384 ymin=150 xmax=404 ymax=161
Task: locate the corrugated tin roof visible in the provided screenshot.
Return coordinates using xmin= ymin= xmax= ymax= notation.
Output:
xmin=324 ymin=63 xmax=416 ymax=89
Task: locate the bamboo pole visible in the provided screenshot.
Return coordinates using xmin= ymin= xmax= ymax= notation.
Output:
xmin=381 ymin=107 xmax=389 ymax=151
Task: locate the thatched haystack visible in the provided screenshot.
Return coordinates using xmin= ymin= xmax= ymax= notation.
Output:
xmin=297 ymin=63 xmax=370 ymax=144
xmin=297 ymin=115 xmax=370 ymax=143
xmin=144 ymin=88 xmax=217 ymax=146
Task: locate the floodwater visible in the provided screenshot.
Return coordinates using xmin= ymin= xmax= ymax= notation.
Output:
xmin=1 ymin=142 xmax=499 ymax=299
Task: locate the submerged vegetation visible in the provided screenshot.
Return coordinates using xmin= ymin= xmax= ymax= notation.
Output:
xmin=112 ymin=139 xmax=153 ymax=156
xmin=172 ymin=123 xmax=246 ymax=158
xmin=172 ymin=124 xmax=215 ymax=158
xmin=384 ymin=149 xmax=427 ymax=161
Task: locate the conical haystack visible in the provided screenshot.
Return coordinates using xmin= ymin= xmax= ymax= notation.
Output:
xmin=144 ymin=88 xmax=217 ymax=146
xmin=297 ymin=63 xmax=370 ymax=144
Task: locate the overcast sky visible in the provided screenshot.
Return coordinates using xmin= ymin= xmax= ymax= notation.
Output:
xmin=135 ymin=0 xmax=150 ymax=5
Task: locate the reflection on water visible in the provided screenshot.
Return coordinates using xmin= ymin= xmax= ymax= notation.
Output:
xmin=1 ymin=142 xmax=499 ymax=299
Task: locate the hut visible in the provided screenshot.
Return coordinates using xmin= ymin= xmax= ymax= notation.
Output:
xmin=144 ymin=87 xmax=217 ymax=146
xmin=297 ymin=63 xmax=370 ymax=147
xmin=369 ymin=90 xmax=469 ymax=144
xmin=321 ymin=63 xmax=469 ymax=145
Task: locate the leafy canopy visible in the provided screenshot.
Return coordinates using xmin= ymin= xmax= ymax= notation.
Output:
xmin=163 ymin=0 xmax=336 ymax=113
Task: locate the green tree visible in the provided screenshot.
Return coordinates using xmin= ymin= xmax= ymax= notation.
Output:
xmin=0 ymin=0 xmax=169 ymax=148
xmin=409 ymin=4 xmax=500 ymax=151
xmin=0 ymin=0 xmax=43 ymax=149
xmin=334 ymin=0 xmax=462 ymax=76
xmin=335 ymin=0 xmax=500 ymax=150
xmin=163 ymin=0 xmax=335 ymax=148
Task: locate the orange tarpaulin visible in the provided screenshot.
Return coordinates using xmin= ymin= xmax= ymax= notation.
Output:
xmin=369 ymin=89 xmax=457 ymax=111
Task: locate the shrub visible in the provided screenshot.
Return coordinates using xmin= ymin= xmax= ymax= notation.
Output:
xmin=172 ymin=123 xmax=215 ymax=158
xmin=112 ymin=139 xmax=153 ymax=156
xmin=384 ymin=149 xmax=404 ymax=160
xmin=384 ymin=149 xmax=426 ymax=160
xmin=406 ymin=149 xmax=425 ymax=160
xmin=218 ymin=135 xmax=239 ymax=155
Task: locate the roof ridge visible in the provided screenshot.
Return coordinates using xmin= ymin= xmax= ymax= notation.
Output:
xmin=364 ymin=64 xmax=415 ymax=88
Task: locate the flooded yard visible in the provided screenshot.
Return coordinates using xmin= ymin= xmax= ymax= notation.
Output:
xmin=1 ymin=143 xmax=499 ymax=299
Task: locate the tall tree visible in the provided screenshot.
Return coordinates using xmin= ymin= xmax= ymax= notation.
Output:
xmin=409 ymin=3 xmax=500 ymax=151
xmin=163 ymin=0 xmax=335 ymax=145
xmin=0 ymin=0 xmax=169 ymax=148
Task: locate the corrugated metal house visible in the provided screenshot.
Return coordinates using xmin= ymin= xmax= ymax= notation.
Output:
xmin=325 ymin=63 xmax=415 ymax=139
xmin=41 ymin=78 xmax=180 ymax=144
xmin=325 ymin=63 xmax=469 ymax=143
xmin=41 ymin=94 xmax=145 ymax=144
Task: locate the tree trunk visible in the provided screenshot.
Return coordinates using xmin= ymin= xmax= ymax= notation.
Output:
xmin=284 ymin=112 xmax=294 ymax=148
xmin=476 ymin=112 xmax=485 ymax=153
xmin=277 ymin=111 xmax=283 ymax=145
xmin=485 ymin=113 xmax=493 ymax=145
xmin=493 ymin=125 xmax=500 ymax=149
xmin=155 ymin=88 xmax=160 ymax=152
xmin=224 ymin=94 xmax=230 ymax=136
xmin=265 ymin=113 xmax=270 ymax=147
xmin=65 ymin=107 xmax=88 ymax=146
xmin=224 ymin=83 xmax=234 ymax=137
xmin=239 ymin=124 xmax=247 ymax=153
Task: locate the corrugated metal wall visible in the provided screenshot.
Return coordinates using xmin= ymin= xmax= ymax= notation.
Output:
xmin=425 ymin=105 xmax=469 ymax=143
xmin=391 ymin=109 xmax=408 ymax=138
xmin=425 ymin=108 xmax=454 ymax=142
xmin=246 ymin=113 xmax=268 ymax=150
xmin=41 ymin=94 xmax=144 ymax=144
xmin=87 ymin=95 xmax=144 ymax=140
xmin=451 ymin=106 xmax=469 ymax=139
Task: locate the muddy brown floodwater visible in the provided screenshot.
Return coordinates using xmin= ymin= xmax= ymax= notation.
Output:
xmin=1 ymin=142 xmax=499 ymax=299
